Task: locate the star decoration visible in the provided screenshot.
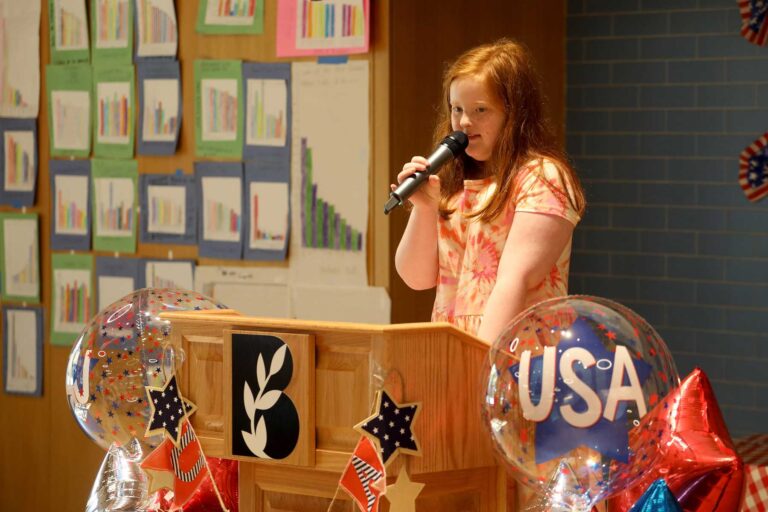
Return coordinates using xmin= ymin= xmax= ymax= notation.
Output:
xmin=141 ymin=420 xmax=209 ymax=509
xmin=145 ymin=374 xmax=197 ymax=446
xmin=510 ymin=316 xmax=651 ymax=464
xmin=354 ymin=389 xmax=421 ymax=466
xmin=384 ymin=467 xmax=425 ymax=512
xmin=144 ymin=466 xmax=176 ymax=494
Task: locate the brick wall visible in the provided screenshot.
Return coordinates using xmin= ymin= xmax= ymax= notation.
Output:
xmin=566 ymin=0 xmax=768 ymax=436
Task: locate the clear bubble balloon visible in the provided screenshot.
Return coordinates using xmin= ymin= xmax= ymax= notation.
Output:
xmin=483 ymin=295 xmax=679 ymax=507
xmin=65 ymin=288 xmax=229 ymax=455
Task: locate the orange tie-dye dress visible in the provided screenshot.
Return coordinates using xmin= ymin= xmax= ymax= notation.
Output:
xmin=431 ymin=159 xmax=582 ymax=336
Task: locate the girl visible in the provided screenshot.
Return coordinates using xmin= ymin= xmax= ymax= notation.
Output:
xmin=393 ymin=38 xmax=586 ymax=344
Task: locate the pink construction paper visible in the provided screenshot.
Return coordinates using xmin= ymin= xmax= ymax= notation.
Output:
xmin=276 ymin=0 xmax=370 ymax=57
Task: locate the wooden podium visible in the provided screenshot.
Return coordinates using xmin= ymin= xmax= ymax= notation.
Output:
xmin=162 ymin=311 xmax=513 ymax=511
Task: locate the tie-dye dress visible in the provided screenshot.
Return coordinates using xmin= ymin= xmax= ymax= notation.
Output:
xmin=431 ymin=159 xmax=582 ymax=336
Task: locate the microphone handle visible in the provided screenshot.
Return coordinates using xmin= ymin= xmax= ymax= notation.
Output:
xmin=384 ymin=168 xmax=431 ymax=214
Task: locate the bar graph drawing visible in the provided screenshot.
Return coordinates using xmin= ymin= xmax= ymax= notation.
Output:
xmin=95 ymin=0 xmax=130 ymax=48
xmin=53 ymin=268 xmax=91 ymax=333
xmin=147 ymin=184 xmax=185 ymax=235
xmin=145 ymin=261 xmax=193 ymax=290
xmin=201 ymin=79 xmax=238 ymax=141
xmin=97 ymin=82 xmax=131 ymax=144
xmin=0 ymin=2 xmax=40 ymax=118
xmin=246 ymin=78 xmax=286 ymax=147
xmin=3 ymin=131 xmax=35 ymax=192
xmin=142 ymin=79 xmax=178 ymax=142
xmin=51 ymin=90 xmax=90 ymax=151
xmin=300 ymin=138 xmax=362 ymax=251
xmin=5 ymin=309 xmax=37 ymax=393
xmin=295 ymin=0 xmax=365 ymax=50
xmin=137 ymin=0 xmax=177 ymax=57
xmin=3 ymin=217 xmax=39 ymax=298
xmin=202 ymin=176 xmax=241 ymax=242
xmin=95 ymin=177 xmax=134 ymax=237
xmin=54 ymin=174 xmax=88 ymax=236
xmin=54 ymin=0 xmax=88 ymax=51
xmin=249 ymin=181 xmax=288 ymax=251
xmin=205 ymin=0 xmax=257 ymax=25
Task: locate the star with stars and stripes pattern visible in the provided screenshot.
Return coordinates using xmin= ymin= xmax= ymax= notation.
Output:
xmin=354 ymin=389 xmax=421 ymax=466
xmin=145 ymin=374 xmax=197 ymax=446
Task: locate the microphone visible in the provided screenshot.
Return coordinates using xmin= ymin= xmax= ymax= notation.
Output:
xmin=384 ymin=130 xmax=469 ymax=214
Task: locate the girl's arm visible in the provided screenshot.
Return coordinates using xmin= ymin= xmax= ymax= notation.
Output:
xmin=393 ymin=156 xmax=441 ymax=290
xmin=395 ymin=202 xmax=440 ymax=289
xmin=477 ymin=211 xmax=574 ymax=343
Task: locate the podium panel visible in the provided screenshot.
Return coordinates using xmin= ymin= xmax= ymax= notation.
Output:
xmin=163 ymin=311 xmax=511 ymax=511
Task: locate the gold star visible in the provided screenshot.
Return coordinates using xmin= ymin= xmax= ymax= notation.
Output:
xmin=384 ymin=467 xmax=425 ymax=512
xmin=143 ymin=467 xmax=175 ymax=494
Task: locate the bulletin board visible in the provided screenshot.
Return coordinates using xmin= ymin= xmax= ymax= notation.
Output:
xmin=0 ymin=0 xmax=391 ymax=509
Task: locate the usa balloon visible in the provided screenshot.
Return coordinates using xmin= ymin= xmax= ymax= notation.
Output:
xmin=483 ymin=295 xmax=679 ymax=507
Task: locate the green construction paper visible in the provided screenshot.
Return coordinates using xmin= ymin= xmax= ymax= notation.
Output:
xmin=0 ymin=213 xmax=40 ymax=303
xmin=50 ymin=252 xmax=94 ymax=346
xmin=46 ymin=63 xmax=92 ymax=157
xmin=90 ymin=0 xmax=134 ymax=65
xmin=91 ymin=158 xmax=138 ymax=253
xmin=194 ymin=60 xmax=244 ymax=158
xmin=93 ymin=65 xmax=135 ymax=159
xmin=196 ymin=0 xmax=264 ymax=35
xmin=49 ymin=0 xmax=91 ymax=64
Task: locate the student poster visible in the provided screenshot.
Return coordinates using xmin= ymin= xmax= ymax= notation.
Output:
xmin=93 ymin=65 xmax=135 ymax=159
xmin=47 ymin=64 xmax=92 ymax=157
xmin=194 ymin=60 xmax=243 ymax=159
xmin=91 ymin=158 xmax=138 ymax=253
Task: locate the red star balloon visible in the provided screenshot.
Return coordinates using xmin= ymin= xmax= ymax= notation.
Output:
xmin=608 ymin=368 xmax=744 ymax=511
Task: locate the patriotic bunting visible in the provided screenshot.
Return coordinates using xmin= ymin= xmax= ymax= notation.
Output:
xmin=739 ymin=0 xmax=768 ymax=46
xmin=739 ymin=132 xmax=768 ymax=202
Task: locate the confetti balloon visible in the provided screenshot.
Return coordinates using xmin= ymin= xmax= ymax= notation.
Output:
xmin=483 ymin=295 xmax=679 ymax=508
xmin=65 ymin=288 xmax=229 ymax=455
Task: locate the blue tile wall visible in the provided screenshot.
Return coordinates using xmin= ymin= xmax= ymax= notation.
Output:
xmin=567 ymin=0 xmax=768 ymax=437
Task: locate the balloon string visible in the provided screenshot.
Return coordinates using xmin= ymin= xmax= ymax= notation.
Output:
xmin=325 ymin=486 xmax=342 ymax=512
xmin=187 ymin=421 xmax=229 ymax=512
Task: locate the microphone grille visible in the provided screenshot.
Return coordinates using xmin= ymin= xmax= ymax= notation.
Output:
xmin=444 ymin=131 xmax=469 ymax=154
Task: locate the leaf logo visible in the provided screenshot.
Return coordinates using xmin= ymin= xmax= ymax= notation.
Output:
xmin=237 ymin=341 xmax=298 ymax=459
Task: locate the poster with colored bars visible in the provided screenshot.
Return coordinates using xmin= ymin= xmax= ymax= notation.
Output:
xmin=196 ymin=0 xmax=263 ymax=35
xmin=51 ymin=253 xmax=93 ymax=346
xmin=91 ymin=0 xmax=134 ymax=65
xmin=49 ymin=0 xmax=89 ymax=63
xmin=195 ymin=60 xmax=243 ymax=158
xmin=276 ymin=0 xmax=369 ymax=57
xmin=0 ymin=119 xmax=38 ymax=208
xmin=136 ymin=0 xmax=177 ymax=59
xmin=0 ymin=212 xmax=40 ymax=303
xmin=0 ymin=0 xmax=41 ymax=118
xmin=47 ymin=64 xmax=92 ymax=157
xmin=91 ymin=159 xmax=138 ymax=253
xmin=94 ymin=65 xmax=135 ymax=159
xmin=290 ymin=60 xmax=368 ymax=286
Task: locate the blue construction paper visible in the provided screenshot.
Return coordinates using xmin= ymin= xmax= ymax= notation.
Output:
xmin=242 ymin=62 xmax=291 ymax=164
xmin=243 ymin=159 xmax=289 ymax=261
xmin=3 ymin=305 xmax=44 ymax=396
xmin=139 ymin=173 xmax=197 ymax=245
xmin=95 ymin=256 xmax=140 ymax=311
xmin=195 ymin=161 xmax=243 ymax=260
xmin=0 ymin=118 xmax=38 ymax=207
xmin=137 ymin=60 xmax=181 ymax=155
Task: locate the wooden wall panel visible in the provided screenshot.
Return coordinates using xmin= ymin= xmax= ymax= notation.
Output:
xmin=388 ymin=0 xmax=567 ymax=324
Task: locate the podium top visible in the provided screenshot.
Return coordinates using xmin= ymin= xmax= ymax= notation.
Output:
xmin=160 ymin=310 xmax=490 ymax=351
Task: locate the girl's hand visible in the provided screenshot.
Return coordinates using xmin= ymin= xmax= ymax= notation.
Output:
xmin=390 ymin=156 xmax=441 ymax=211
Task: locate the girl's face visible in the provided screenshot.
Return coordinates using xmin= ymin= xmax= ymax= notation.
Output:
xmin=449 ymin=76 xmax=506 ymax=163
